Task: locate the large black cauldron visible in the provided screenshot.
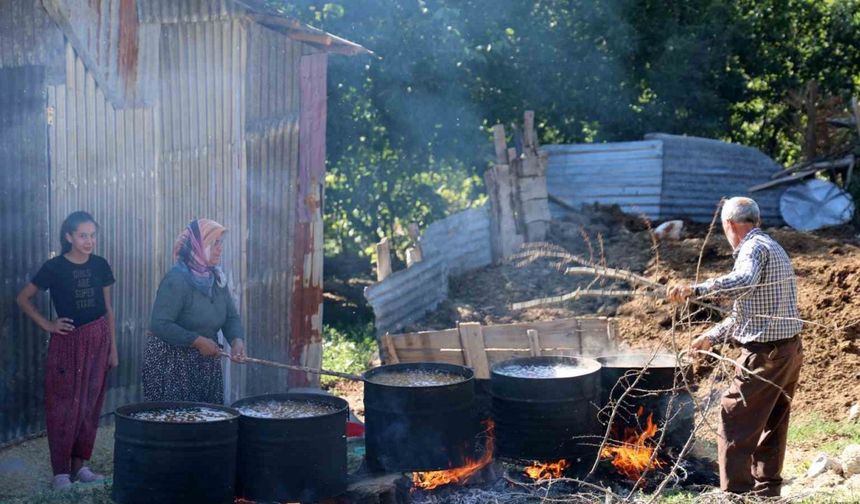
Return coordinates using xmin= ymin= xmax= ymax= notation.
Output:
xmin=112 ymin=402 xmax=239 ymax=504
xmin=364 ymin=362 xmax=478 ymax=472
xmin=232 ymin=393 xmax=348 ymax=502
xmin=596 ymin=353 xmax=694 ymax=449
xmin=491 ymin=356 xmax=602 ymax=462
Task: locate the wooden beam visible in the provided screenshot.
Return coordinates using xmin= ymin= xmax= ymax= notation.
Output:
xmin=493 ymin=124 xmax=508 ymax=164
xmin=458 ymin=322 xmax=490 ymax=379
xmin=852 ymin=97 xmax=860 ymax=142
xmin=375 ymin=237 xmax=392 ymax=281
xmin=524 ymin=110 xmax=535 ymax=149
xmin=405 ymin=247 xmax=422 ymax=266
xmin=527 ymin=329 xmax=541 ymax=356
xmin=381 ymin=334 xmax=400 ymax=364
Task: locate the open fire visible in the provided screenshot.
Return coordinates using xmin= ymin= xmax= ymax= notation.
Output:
xmin=523 ymin=459 xmax=569 ymax=481
xmin=600 ymin=406 xmax=664 ymax=480
xmin=412 ymin=419 xmax=495 ymax=490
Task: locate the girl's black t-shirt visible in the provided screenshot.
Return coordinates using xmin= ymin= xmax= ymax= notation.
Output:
xmin=32 ymin=254 xmax=116 ymax=327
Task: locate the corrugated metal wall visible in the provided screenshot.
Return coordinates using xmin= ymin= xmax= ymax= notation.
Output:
xmin=157 ymin=18 xmax=249 ymax=400
xmin=0 ymin=0 xmax=64 ymax=78
xmin=47 ymin=42 xmax=160 ymax=418
xmin=544 ymin=141 xmax=664 ymax=220
xmin=652 ymin=133 xmax=783 ymax=224
xmin=0 ymin=65 xmax=51 ymax=444
xmin=243 ymin=23 xmax=302 ymax=394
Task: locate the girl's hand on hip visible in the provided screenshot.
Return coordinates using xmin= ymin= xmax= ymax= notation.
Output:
xmin=192 ymin=336 xmax=221 ymax=357
xmin=45 ymin=318 xmax=75 ymax=335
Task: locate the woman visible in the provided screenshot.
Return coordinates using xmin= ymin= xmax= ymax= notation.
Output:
xmin=16 ymin=211 xmax=118 ymax=491
xmin=143 ymin=218 xmax=245 ymax=404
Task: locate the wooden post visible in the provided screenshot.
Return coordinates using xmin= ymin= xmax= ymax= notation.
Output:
xmin=485 ymin=165 xmax=524 ymax=261
xmin=524 ymin=110 xmax=535 ymax=149
xmin=527 ymin=329 xmax=541 ymax=357
xmin=376 ymin=238 xmax=392 ymax=281
xmin=493 ymin=124 xmax=508 ymax=164
xmin=804 ymin=80 xmax=818 ymax=161
xmin=381 ymin=334 xmax=400 ymax=364
xmin=458 ymin=322 xmax=490 ymax=379
xmin=406 ymin=223 xmax=423 ymax=265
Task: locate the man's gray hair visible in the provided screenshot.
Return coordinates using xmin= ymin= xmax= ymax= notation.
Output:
xmin=721 ymin=197 xmax=761 ymax=224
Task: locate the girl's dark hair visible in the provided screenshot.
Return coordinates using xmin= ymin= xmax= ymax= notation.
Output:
xmin=60 ymin=211 xmax=97 ymax=254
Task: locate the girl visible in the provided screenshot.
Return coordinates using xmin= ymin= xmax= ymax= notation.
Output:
xmin=16 ymin=211 xmax=118 ymax=491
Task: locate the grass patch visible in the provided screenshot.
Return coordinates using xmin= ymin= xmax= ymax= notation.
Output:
xmin=321 ymin=323 xmax=376 ymax=386
xmin=788 ymin=414 xmax=860 ymax=456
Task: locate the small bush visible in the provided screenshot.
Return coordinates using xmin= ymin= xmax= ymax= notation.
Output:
xmin=321 ymin=323 xmax=377 ymax=386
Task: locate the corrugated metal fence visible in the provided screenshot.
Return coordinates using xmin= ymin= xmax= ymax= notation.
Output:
xmin=365 ymin=206 xmax=493 ymax=336
xmin=545 ymin=134 xmax=784 ymax=224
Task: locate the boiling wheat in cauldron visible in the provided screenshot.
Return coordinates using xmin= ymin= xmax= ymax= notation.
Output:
xmin=237 ymin=399 xmax=340 ymax=419
xmin=494 ymin=363 xmax=594 ymax=379
xmin=366 ymin=369 xmax=467 ymax=386
xmin=128 ymin=406 xmax=237 ymax=423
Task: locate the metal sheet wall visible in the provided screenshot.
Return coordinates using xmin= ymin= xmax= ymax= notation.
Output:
xmin=652 ymin=133 xmax=784 ymax=224
xmin=243 ymin=23 xmax=301 ymax=395
xmin=46 ymin=42 xmax=160 ymax=417
xmin=137 ymin=0 xmax=242 ymax=24
xmin=0 ymin=65 xmax=51 ymax=444
xmin=545 ymin=141 xmax=665 ymax=219
xmin=0 ymin=0 xmax=64 ymax=75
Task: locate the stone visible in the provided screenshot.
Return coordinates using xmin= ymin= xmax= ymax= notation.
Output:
xmin=654 ymin=220 xmax=684 ymax=241
xmin=848 ymin=404 xmax=860 ymax=423
xmin=806 ymin=453 xmax=843 ymax=478
xmin=840 ymin=444 xmax=860 ymax=476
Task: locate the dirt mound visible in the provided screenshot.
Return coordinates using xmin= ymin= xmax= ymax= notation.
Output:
xmin=409 ymin=205 xmax=860 ymax=416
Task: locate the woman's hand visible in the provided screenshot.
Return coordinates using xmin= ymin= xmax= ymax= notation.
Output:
xmin=44 ymin=318 xmax=75 ymax=335
xmin=192 ymin=336 xmax=221 ymax=357
xmin=230 ymin=339 xmax=246 ymax=363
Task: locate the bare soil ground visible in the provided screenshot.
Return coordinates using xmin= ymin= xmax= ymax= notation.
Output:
xmin=410 ymin=205 xmax=860 ymax=418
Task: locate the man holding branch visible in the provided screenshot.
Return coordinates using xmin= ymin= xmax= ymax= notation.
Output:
xmin=668 ymin=197 xmax=803 ymax=498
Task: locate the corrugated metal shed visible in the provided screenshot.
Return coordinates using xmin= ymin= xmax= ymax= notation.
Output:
xmin=0 ymin=0 xmax=64 ymax=78
xmin=0 ymin=0 xmax=367 ymax=444
xmin=0 ymin=65 xmax=51 ymax=443
xmin=545 ymin=134 xmax=784 ymax=224
xmin=544 ymin=140 xmax=664 ymax=219
xmin=650 ymin=133 xmax=783 ymax=223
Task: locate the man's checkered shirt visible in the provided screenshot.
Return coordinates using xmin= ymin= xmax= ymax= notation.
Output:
xmin=693 ymin=228 xmax=802 ymax=345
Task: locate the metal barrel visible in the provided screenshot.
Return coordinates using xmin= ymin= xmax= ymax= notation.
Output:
xmin=363 ymin=362 xmax=478 ymax=472
xmin=112 ymin=402 xmax=239 ymax=504
xmin=491 ymin=356 xmax=602 ymax=462
xmin=232 ymin=393 xmax=349 ymax=502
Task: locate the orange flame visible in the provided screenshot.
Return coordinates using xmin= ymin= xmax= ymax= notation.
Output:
xmin=524 ymin=459 xmax=569 ymax=481
xmin=412 ymin=419 xmax=495 ymax=490
xmin=600 ymin=407 xmax=664 ymax=480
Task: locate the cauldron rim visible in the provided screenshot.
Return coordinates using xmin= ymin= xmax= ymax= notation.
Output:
xmin=596 ymin=352 xmax=681 ymax=369
xmin=490 ymin=355 xmax=602 ymax=379
xmin=114 ymin=401 xmax=240 ymax=423
xmin=230 ymin=392 xmax=349 ymax=421
xmin=363 ymin=362 xmax=474 ymax=387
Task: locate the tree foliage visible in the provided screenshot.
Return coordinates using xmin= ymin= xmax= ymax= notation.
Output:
xmin=269 ymin=0 xmax=860 ymax=256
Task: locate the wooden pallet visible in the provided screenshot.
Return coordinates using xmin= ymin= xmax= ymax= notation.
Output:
xmin=380 ymin=317 xmax=618 ymax=379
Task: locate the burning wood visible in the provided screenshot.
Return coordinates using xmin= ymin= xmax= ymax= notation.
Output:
xmin=412 ymin=419 xmax=495 ymax=490
xmin=600 ymin=407 xmax=664 ymax=480
xmin=523 ymin=459 xmax=569 ymax=481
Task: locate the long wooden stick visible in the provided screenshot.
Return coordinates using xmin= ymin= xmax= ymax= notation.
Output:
xmin=220 ymin=352 xmax=364 ymax=382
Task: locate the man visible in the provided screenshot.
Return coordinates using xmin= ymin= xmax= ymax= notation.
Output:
xmin=668 ymin=197 xmax=803 ymax=497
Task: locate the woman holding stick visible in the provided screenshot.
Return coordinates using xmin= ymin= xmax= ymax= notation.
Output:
xmin=143 ymin=218 xmax=245 ymax=404
xmin=16 ymin=211 xmax=118 ymax=490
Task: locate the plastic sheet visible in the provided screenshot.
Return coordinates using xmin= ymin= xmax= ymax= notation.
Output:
xmin=780 ymin=179 xmax=855 ymax=231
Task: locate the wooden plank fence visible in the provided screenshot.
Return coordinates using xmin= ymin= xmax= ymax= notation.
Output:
xmin=380 ymin=317 xmax=618 ymax=379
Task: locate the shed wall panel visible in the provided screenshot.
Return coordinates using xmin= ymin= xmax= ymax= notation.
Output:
xmin=0 ymin=65 xmax=51 ymax=445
